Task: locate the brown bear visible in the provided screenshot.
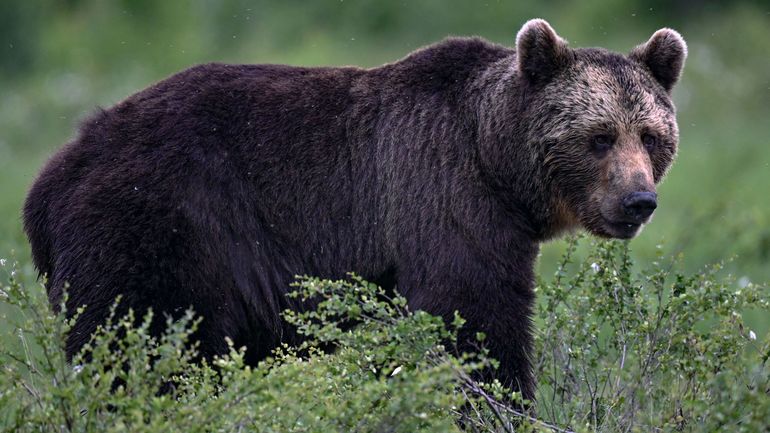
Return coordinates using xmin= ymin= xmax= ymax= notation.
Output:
xmin=23 ymin=19 xmax=686 ymax=400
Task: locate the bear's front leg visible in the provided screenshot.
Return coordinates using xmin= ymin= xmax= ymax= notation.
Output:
xmin=399 ymin=245 xmax=538 ymax=402
xmin=455 ymin=293 xmax=536 ymax=402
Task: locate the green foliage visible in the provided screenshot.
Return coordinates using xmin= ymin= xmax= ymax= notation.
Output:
xmin=2 ymin=239 xmax=768 ymax=432
xmin=533 ymin=237 xmax=770 ymax=432
xmin=0 ymin=265 xmax=478 ymax=432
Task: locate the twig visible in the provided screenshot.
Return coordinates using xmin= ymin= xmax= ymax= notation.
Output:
xmin=458 ymin=372 xmax=575 ymax=433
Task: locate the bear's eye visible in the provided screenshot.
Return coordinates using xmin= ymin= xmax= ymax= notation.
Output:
xmin=591 ymin=134 xmax=613 ymax=155
xmin=642 ymin=133 xmax=658 ymax=152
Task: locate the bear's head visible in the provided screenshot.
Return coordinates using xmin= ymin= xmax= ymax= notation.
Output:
xmin=513 ymin=19 xmax=687 ymax=240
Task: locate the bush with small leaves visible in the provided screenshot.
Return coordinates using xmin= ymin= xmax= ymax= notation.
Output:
xmin=0 ymin=265 xmax=489 ymax=432
xmin=1 ymin=238 xmax=768 ymax=432
xmin=531 ymin=237 xmax=770 ymax=432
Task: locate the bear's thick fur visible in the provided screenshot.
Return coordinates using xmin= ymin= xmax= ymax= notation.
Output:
xmin=24 ymin=19 xmax=686 ymax=398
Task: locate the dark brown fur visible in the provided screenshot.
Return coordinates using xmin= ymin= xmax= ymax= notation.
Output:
xmin=23 ymin=19 xmax=686 ymax=399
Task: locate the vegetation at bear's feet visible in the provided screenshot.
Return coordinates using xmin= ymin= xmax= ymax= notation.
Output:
xmin=1 ymin=239 xmax=769 ymax=432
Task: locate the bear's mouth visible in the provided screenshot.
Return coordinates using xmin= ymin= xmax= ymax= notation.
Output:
xmin=601 ymin=218 xmax=642 ymax=239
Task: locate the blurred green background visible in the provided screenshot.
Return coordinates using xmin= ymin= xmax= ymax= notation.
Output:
xmin=1 ymin=1 xmax=768 ymax=290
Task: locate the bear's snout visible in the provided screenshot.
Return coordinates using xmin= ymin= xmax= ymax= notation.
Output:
xmin=595 ymin=189 xmax=658 ymax=240
xmin=621 ymin=191 xmax=657 ymax=223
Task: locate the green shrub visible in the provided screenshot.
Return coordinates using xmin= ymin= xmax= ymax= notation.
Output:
xmin=0 ymin=269 xmax=483 ymax=432
xmin=0 ymin=239 xmax=768 ymax=432
xmin=532 ymin=238 xmax=770 ymax=432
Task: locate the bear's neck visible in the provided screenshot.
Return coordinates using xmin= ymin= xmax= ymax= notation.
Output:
xmin=470 ymin=56 xmax=569 ymax=243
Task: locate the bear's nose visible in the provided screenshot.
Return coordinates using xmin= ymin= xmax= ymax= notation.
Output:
xmin=622 ymin=192 xmax=657 ymax=222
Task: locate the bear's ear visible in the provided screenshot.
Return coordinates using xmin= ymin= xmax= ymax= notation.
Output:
xmin=515 ymin=19 xmax=570 ymax=86
xmin=629 ymin=28 xmax=687 ymax=92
